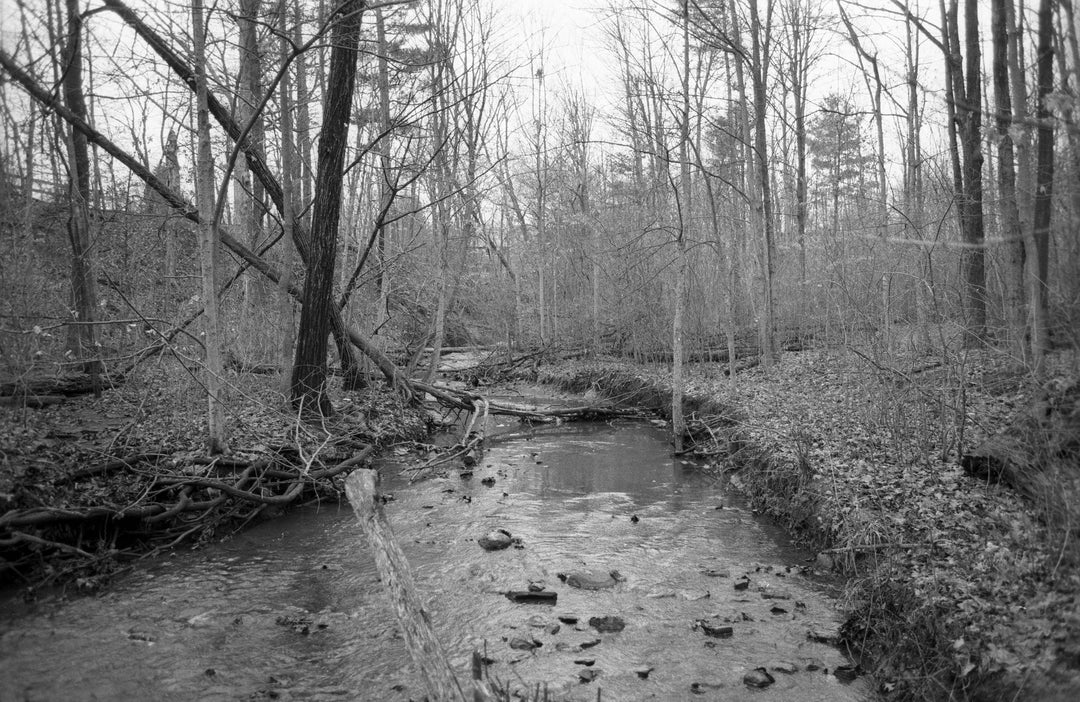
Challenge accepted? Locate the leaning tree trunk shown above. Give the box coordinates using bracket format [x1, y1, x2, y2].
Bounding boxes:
[290, 0, 364, 415]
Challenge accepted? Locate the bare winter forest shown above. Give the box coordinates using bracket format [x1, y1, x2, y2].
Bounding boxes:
[2, 0, 1080, 700]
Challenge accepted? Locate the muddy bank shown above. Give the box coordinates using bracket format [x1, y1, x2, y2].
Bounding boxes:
[540, 353, 1080, 701]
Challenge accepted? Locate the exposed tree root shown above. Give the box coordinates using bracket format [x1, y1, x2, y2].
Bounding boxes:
[0, 446, 375, 592]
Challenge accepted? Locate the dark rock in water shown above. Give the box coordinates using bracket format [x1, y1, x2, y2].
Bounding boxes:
[760, 589, 791, 600]
[589, 616, 625, 633]
[505, 590, 557, 605]
[701, 567, 730, 578]
[734, 578, 751, 591]
[634, 665, 654, 679]
[630, 514, 639, 523]
[561, 570, 619, 590]
[807, 624, 840, 644]
[478, 529, 512, 551]
[527, 581, 546, 592]
[545, 623, 561, 635]
[480, 476, 496, 487]
[695, 620, 733, 638]
[557, 613, 580, 624]
[580, 638, 602, 649]
[690, 681, 724, 695]
[768, 660, 798, 674]
[834, 664, 860, 682]
[574, 658, 596, 666]
[578, 669, 601, 683]
[770, 605, 789, 615]
[743, 667, 775, 688]
[802, 658, 825, 671]
[509, 636, 542, 651]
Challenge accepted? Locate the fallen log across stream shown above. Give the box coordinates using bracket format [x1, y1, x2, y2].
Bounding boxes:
[403, 380, 641, 476]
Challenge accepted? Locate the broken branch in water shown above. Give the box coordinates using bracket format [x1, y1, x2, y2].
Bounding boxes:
[344, 469, 471, 702]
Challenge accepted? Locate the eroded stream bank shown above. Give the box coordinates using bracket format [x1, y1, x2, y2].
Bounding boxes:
[1, 403, 870, 701]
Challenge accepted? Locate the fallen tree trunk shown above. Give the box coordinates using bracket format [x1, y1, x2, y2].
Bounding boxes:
[345, 470, 469, 702]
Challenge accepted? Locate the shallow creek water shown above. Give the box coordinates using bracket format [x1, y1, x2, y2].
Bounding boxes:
[1, 410, 872, 701]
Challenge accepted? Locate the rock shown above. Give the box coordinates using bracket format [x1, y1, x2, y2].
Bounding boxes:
[743, 667, 775, 688]
[527, 581, 546, 592]
[807, 624, 840, 645]
[701, 567, 730, 578]
[690, 681, 724, 694]
[768, 660, 798, 674]
[760, 589, 792, 600]
[480, 476, 496, 487]
[479, 529, 512, 551]
[695, 620, 733, 638]
[734, 578, 751, 591]
[816, 552, 835, 570]
[527, 615, 547, 628]
[574, 658, 596, 666]
[630, 514, 639, 523]
[681, 590, 710, 601]
[634, 665, 654, 679]
[589, 616, 625, 633]
[578, 669, 601, 683]
[505, 591, 557, 605]
[646, 589, 677, 599]
[509, 636, 541, 651]
[769, 605, 788, 615]
[556, 613, 580, 624]
[580, 638, 602, 649]
[802, 658, 825, 671]
[561, 570, 619, 590]
[833, 664, 860, 682]
[545, 623, 561, 635]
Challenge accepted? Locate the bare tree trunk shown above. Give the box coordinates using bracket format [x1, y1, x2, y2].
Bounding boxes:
[60, 0, 101, 392]
[991, 0, 1027, 361]
[192, 0, 226, 452]
[291, 0, 365, 414]
[277, 0, 297, 392]
[1030, 0, 1054, 377]
[748, 0, 778, 367]
[671, 0, 692, 452]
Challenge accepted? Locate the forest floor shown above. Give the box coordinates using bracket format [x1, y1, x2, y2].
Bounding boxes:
[542, 346, 1080, 701]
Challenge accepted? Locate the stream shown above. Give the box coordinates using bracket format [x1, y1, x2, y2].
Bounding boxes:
[1, 398, 872, 701]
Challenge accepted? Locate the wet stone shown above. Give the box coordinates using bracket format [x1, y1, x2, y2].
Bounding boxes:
[556, 613, 580, 624]
[561, 570, 619, 590]
[578, 669, 601, 683]
[573, 658, 596, 666]
[834, 664, 860, 682]
[478, 529, 512, 551]
[701, 567, 730, 578]
[634, 665, 654, 679]
[768, 660, 798, 674]
[734, 578, 751, 591]
[589, 616, 625, 633]
[802, 658, 825, 671]
[743, 667, 776, 688]
[697, 621, 734, 639]
[508, 636, 541, 651]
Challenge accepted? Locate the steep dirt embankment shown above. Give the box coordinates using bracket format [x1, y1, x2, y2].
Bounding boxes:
[541, 352, 1080, 702]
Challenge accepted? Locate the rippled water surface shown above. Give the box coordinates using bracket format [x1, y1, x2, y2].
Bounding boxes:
[1, 412, 871, 701]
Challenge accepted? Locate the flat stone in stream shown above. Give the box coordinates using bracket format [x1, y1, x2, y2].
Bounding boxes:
[588, 615, 625, 633]
[478, 529, 512, 551]
[695, 620, 734, 638]
[505, 590, 557, 605]
[560, 570, 620, 590]
[743, 667, 776, 688]
[509, 636, 542, 651]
